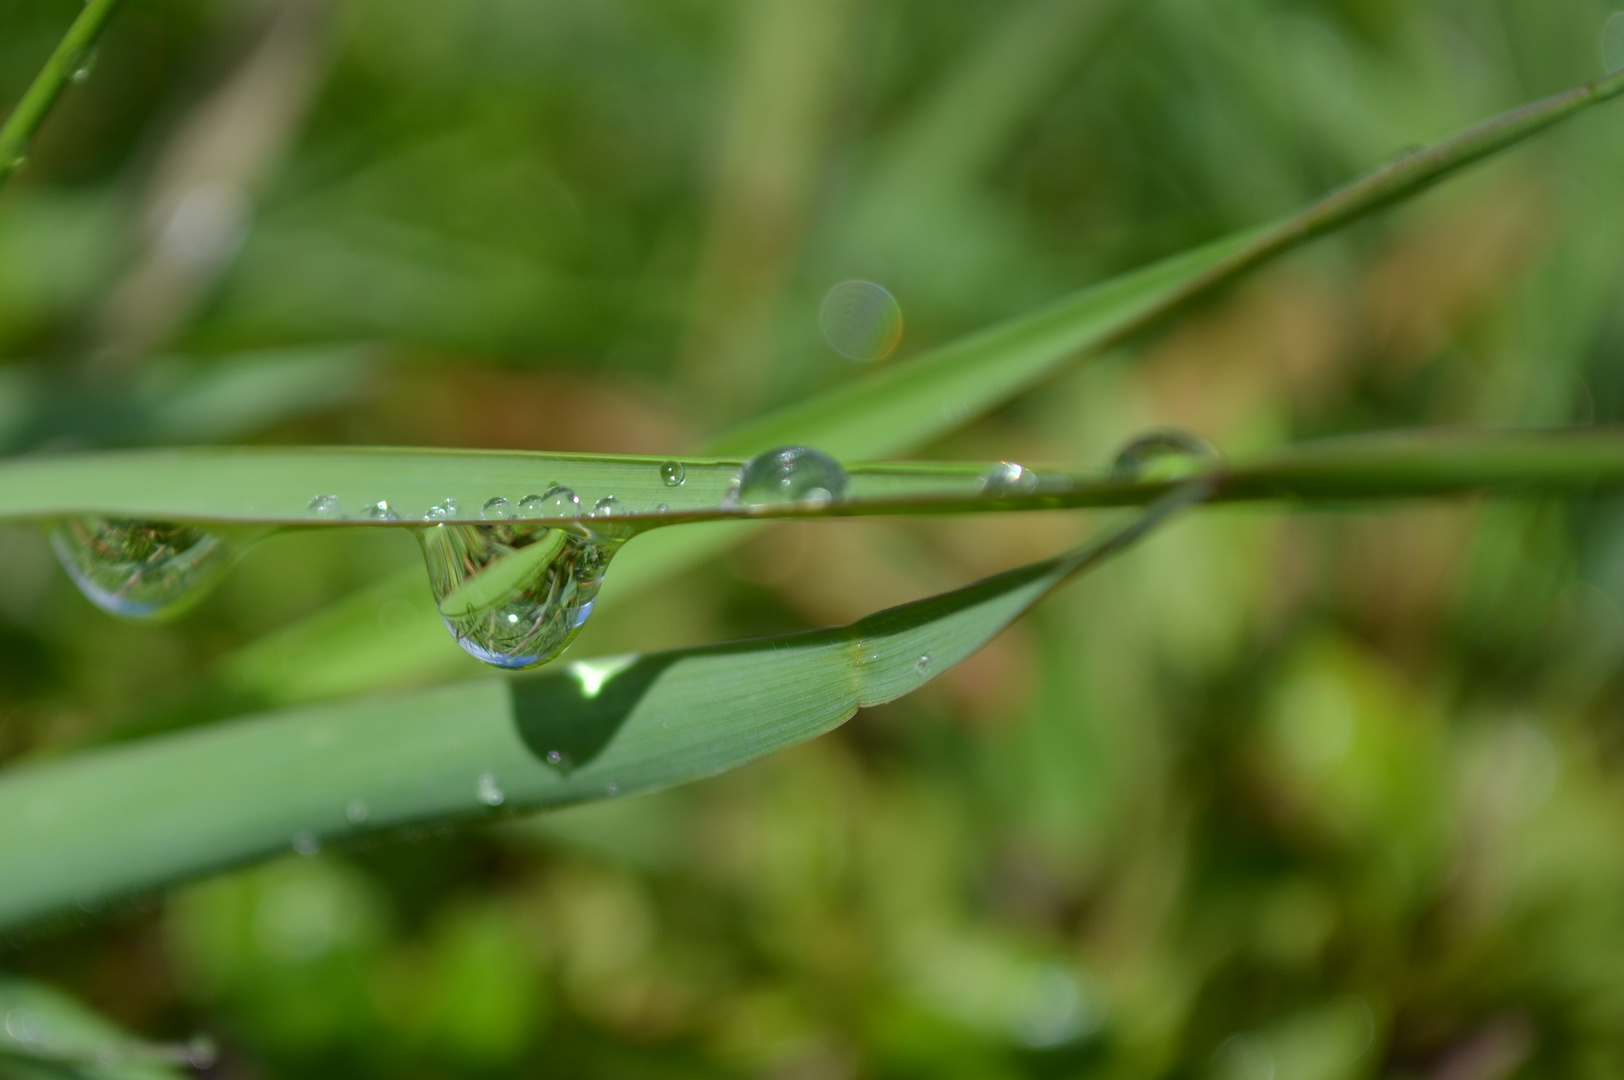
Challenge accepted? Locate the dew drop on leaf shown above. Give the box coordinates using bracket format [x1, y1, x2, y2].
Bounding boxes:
[592, 495, 623, 517]
[307, 494, 343, 519]
[424, 498, 459, 521]
[481, 496, 514, 520]
[363, 501, 398, 521]
[519, 486, 580, 518]
[1109, 428, 1218, 482]
[660, 460, 685, 486]
[982, 461, 1039, 496]
[728, 445, 848, 507]
[916, 653, 931, 676]
[51, 518, 235, 620]
[418, 522, 622, 669]
[476, 773, 505, 806]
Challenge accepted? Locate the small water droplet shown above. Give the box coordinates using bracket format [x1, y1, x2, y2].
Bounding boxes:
[915, 653, 931, 676]
[820, 280, 904, 362]
[660, 460, 686, 486]
[345, 799, 369, 824]
[476, 772, 505, 806]
[482, 496, 514, 520]
[1109, 428, 1218, 482]
[592, 495, 623, 517]
[1604, 11, 1624, 73]
[728, 445, 848, 507]
[545, 749, 569, 767]
[424, 498, 459, 521]
[982, 461, 1039, 496]
[363, 501, 398, 521]
[292, 832, 321, 856]
[418, 522, 622, 669]
[52, 519, 234, 619]
[606, 782, 619, 796]
[308, 494, 343, 519]
[519, 486, 580, 518]
[655, 503, 670, 514]
[70, 47, 97, 82]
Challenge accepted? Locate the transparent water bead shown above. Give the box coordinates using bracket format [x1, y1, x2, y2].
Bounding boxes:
[363, 501, 399, 521]
[482, 496, 514, 520]
[982, 461, 1039, 496]
[519, 487, 580, 518]
[728, 445, 848, 507]
[52, 518, 235, 620]
[1109, 428, 1218, 482]
[418, 521, 621, 669]
[820, 280, 903, 362]
[424, 498, 459, 521]
[592, 495, 623, 517]
[476, 773, 505, 806]
[660, 460, 685, 486]
[307, 494, 343, 519]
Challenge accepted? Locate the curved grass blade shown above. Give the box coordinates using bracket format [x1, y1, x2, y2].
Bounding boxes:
[217, 69, 1624, 702]
[0, 487, 1204, 928]
[0, 0, 125, 190]
[0, 975, 206, 1078]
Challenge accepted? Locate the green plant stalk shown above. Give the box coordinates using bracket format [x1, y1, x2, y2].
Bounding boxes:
[0, 485, 1206, 928]
[0, 0, 126, 190]
[10, 428, 1624, 527]
[219, 67, 1624, 705]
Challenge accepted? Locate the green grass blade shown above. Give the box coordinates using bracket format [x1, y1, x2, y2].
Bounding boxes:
[0, 976, 200, 1078]
[0, 487, 1202, 927]
[215, 70, 1624, 703]
[0, 0, 126, 191]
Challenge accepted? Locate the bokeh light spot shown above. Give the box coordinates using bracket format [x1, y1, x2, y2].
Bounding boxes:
[819, 280, 903, 362]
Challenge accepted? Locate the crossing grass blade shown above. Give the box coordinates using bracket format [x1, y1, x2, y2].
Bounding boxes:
[0, 488, 1202, 928]
[211, 68, 1624, 704]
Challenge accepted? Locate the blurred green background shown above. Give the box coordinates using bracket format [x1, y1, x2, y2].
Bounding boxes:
[6, 0, 1624, 1076]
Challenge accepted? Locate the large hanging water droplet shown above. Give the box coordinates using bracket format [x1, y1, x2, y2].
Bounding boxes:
[1109, 428, 1218, 482]
[418, 521, 622, 669]
[51, 518, 235, 620]
[728, 445, 848, 507]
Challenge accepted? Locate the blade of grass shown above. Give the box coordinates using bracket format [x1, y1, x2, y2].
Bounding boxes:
[0, 485, 1204, 928]
[215, 69, 1624, 703]
[0, 0, 126, 191]
[0, 975, 202, 1078]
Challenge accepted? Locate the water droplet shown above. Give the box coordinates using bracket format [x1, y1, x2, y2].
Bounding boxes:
[424, 498, 459, 521]
[1109, 428, 1218, 482]
[728, 445, 848, 507]
[345, 799, 369, 824]
[519, 487, 580, 518]
[655, 503, 670, 514]
[660, 460, 686, 486]
[363, 501, 398, 521]
[418, 522, 622, 669]
[476, 772, 505, 806]
[308, 494, 343, 519]
[915, 653, 931, 676]
[292, 832, 321, 856]
[820, 280, 904, 362]
[51, 519, 234, 619]
[482, 496, 514, 520]
[982, 461, 1039, 496]
[70, 47, 97, 82]
[1604, 12, 1624, 73]
[545, 749, 567, 767]
[592, 495, 623, 517]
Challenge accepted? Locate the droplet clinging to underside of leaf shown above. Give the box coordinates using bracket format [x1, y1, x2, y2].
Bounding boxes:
[51, 518, 237, 620]
[417, 520, 622, 669]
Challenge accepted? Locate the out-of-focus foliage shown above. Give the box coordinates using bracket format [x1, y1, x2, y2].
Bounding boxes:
[6, 0, 1624, 1077]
